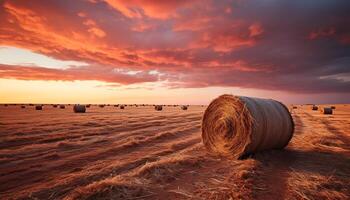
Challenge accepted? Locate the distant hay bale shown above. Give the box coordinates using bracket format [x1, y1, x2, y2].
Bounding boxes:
[293, 106, 297, 109]
[202, 94, 294, 159]
[99, 104, 105, 108]
[73, 104, 86, 113]
[21, 105, 25, 109]
[120, 105, 125, 109]
[114, 104, 119, 107]
[86, 104, 91, 108]
[155, 105, 163, 111]
[35, 105, 43, 110]
[59, 105, 65, 109]
[181, 105, 188, 110]
[312, 105, 318, 110]
[321, 107, 333, 115]
[4, 104, 8, 107]
[53, 104, 58, 108]
[331, 106, 336, 109]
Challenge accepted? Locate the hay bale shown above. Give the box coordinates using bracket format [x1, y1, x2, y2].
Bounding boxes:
[59, 105, 65, 109]
[181, 105, 188, 110]
[73, 104, 86, 113]
[155, 105, 163, 111]
[312, 105, 318, 110]
[293, 106, 297, 109]
[331, 106, 336, 109]
[322, 107, 333, 115]
[119, 105, 124, 109]
[86, 104, 91, 108]
[99, 104, 105, 108]
[53, 104, 58, 108]
[202, 94, 294, 159]
[21, 105, 25, 109]
[35, 105, 43, 110]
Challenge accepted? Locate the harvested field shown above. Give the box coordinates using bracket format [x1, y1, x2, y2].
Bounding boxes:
[0, 104, 349, 199]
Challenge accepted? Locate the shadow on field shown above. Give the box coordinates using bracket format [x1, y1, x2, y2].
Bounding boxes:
[250, 114, 350, 199]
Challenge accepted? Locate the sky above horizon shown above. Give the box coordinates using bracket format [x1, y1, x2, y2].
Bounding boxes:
[0, 0, 349, 105]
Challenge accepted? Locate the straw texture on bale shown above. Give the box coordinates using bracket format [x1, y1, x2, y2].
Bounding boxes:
[155, 105, 163, 111]
[59, 105, 65, 109]
[73, 105, 86, 113]
[202, 94, 294, 159]
[181, 105, 188, 110]
[312, 105, 318, 110]
[35, 105, 43, 110]
[322, 107, 333, 115]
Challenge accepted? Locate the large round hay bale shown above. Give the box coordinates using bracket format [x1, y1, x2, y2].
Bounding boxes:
[155, 105, 163, 111]
[59, 105, 65, 109]
[35, 105, 43, 110]
[322, 107, 333, 115]
[120, 105, 125, 109]
[73, 104, 86, 113]
[181, 105, 188, 110]
[312, 105, 318, 110]
[202, 94, 294, 159]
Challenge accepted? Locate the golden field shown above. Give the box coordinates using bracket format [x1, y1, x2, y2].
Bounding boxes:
[0, 104, 349, 199]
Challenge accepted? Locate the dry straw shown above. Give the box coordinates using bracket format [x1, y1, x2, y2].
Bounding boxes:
[155, 105, 163, 111]
[321, 107, 333, 115]
[73, 104, 86, 113]
[202, 94, 294, 159]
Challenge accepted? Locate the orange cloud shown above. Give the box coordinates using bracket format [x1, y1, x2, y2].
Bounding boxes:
[103, 0, 196, 19]
[309, 27, 336, 40]
[0, 0, 349, 95]
[0, 64, 158, 84]
[190, 21, 263, 52]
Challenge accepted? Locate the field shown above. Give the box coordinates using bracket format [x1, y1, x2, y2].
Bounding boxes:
[0, 104, 349, 199]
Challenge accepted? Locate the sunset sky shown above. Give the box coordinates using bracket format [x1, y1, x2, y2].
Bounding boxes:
[0, 0, 349, 104]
